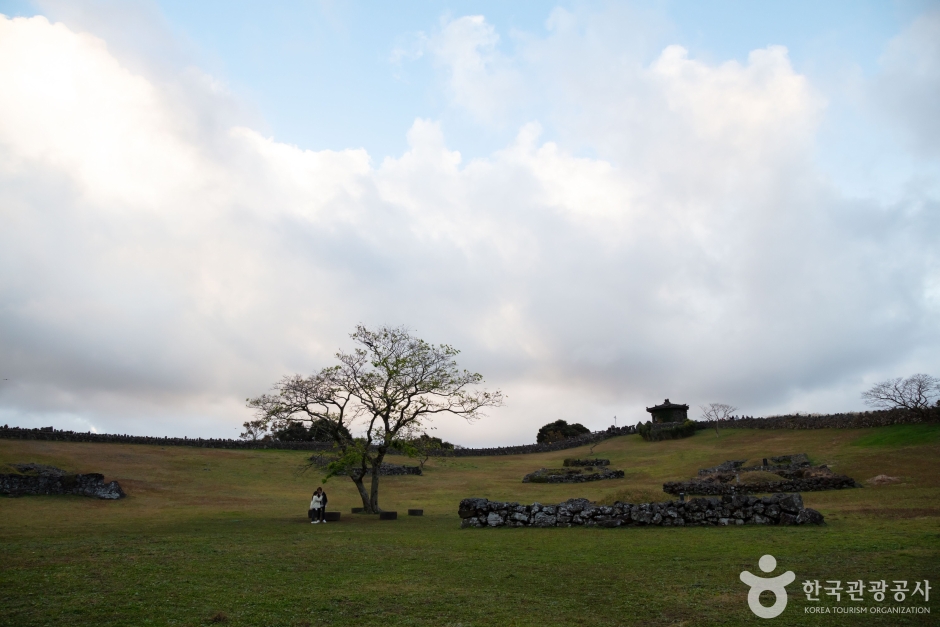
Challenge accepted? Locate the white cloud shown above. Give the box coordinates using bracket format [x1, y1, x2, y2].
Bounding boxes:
[0, 12, 937, 445]
[873, 10, 940, 157]
[425, 15, 525, 125]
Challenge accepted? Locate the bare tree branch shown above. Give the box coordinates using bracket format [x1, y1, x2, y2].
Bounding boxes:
[862, 374, 940, 416]
[700, 403, 737, 437]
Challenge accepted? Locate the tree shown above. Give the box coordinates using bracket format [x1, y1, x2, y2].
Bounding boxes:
[861, 374, 940, 416]
[699, 403, 737, 436]
[270, 418, 353, 442]
[536, 419, 590, 444]
[274, 421, 315, 441]
[400, 433, 455, 471]
[239, 418, 269, 441]
[247, 325, 503, 513]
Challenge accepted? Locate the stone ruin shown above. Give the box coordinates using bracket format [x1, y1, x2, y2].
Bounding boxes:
[361, 463, 422, 476]
[0, 463, 125, 499]
[663, 453, 859, 496]
[458, 493, 824, 528]
[697, 454, 810, 476]
[309, 455, 422, 476]
[563, 458, 610, 467]
[522, 466, 625, 483]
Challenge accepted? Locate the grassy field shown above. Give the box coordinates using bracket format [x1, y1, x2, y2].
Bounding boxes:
[1, 425, 938, 626]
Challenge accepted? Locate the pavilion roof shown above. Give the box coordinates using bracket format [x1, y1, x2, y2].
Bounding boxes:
[645, 398, 690, 412]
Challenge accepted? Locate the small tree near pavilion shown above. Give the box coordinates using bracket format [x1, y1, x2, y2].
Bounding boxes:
[699, 403, 737, 436]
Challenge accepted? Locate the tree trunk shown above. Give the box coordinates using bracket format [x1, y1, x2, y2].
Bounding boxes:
[349, 469, 372, 512]
[369, 468, 381, 512]
[368, 447, 387, 513]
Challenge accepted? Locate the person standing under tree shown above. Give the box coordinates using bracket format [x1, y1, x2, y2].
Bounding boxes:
[309, 487, 328, 524]
[318, 487, 328, 523]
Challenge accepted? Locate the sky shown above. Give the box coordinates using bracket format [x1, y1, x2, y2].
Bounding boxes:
[0, 0, 938, 446]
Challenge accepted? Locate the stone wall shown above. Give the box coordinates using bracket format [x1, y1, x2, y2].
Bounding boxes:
[0, 424, 636, 457]
[698, 454, 810, 476]
[0, 425, 336, 451]
[663, 475, 858, 496]
[458, 493, 824, 528]
[522, 467, 625, 483]
[9, 406, 932, 458]
[442, 426, 637, 457]
[335, 463, 422, 476]
[563, 458, 610, 467]
[0, 471, 125, 499]
[714, 407, 939, 430]
[671, 453, 859, 495]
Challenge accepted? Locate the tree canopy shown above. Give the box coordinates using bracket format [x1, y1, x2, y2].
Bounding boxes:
[273, 419, 352, 442]
[536, 419, 590, 444]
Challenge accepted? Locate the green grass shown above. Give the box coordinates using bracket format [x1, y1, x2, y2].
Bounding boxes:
[0, 427, 937, 626]
[850, 423, 940, 447]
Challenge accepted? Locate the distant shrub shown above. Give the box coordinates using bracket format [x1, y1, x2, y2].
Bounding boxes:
[637, 419, 698, 442]
[414, 434, 455, 450]
[274, 419, 352, 442]
[536, 420, 590, 444]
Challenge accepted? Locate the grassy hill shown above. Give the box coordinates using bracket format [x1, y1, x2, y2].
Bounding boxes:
[1, 425, 938, 626]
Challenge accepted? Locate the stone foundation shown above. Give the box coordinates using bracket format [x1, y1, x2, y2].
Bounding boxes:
[563, 458, 610, 467]
[458, 494, 824, 528]
[667, 454, 859, 495]
[663, 475, 858, 495]
[1, 465, 125, 499]
[522, 467, 625, 483]
[335, 462, 421, 476]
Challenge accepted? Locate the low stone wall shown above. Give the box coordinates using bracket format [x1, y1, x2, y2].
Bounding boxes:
[5, 408, 936, 457]
[0, 424, 636, 457]
[698, 454, 810, 476]
[0, 425, 335, 451]
[442, 426, 637, 457]
[0, 472, 125, 499]
[522, 467, 625, 483]
[698, 460, 746, 475]
[714, 407, 939, 430]
[458, 493, 824, 528]
[365, 463, 422, 476]
[675, 453, 859, 495]
[333, 462, 422, 476]
[663, 475, 859, 496]
[563, 458, 609, 467]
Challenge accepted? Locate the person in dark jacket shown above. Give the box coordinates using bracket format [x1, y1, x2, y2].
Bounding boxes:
[309, 487, 328, 524]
